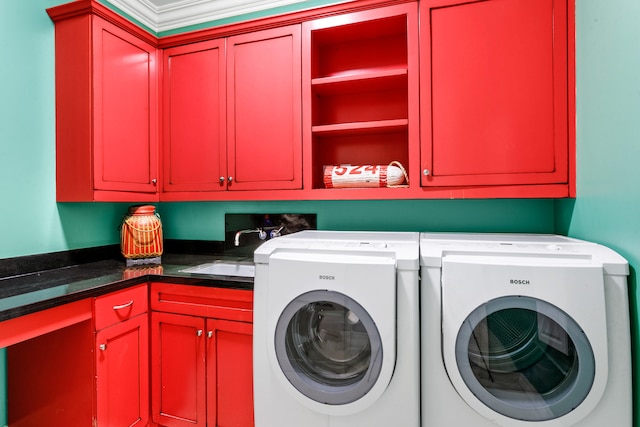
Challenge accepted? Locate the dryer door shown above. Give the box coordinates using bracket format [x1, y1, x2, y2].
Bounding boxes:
[455, 296, 595, 421]
[274, 289, 383, 405]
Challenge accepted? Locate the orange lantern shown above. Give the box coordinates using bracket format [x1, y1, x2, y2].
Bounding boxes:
[120, 205, 163, 262]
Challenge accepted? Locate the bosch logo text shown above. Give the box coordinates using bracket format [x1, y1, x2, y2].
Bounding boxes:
[319, 275, 335, 280]
[510, 279, 531, 285]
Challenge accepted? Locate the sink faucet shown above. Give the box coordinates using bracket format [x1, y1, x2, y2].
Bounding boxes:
[234, 228, 267, 246]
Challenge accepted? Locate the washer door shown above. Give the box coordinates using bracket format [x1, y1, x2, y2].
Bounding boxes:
[455, 296, 595, 422]
[275, 290, 383, 405]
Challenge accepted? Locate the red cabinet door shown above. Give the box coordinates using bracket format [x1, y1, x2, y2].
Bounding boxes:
[92, 16, 159, 194]
[420, 0, 569, 188]
[163, 39, 227, 193]
[206, 319, 254, 427]
[227, 25, 302, 191]
[49, 3, 160, 202]
[151, 312, 206, 427]
[95, 313, 149, 427]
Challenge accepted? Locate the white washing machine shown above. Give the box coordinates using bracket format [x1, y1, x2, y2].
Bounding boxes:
[420, 233, 631, 427]
[253, 230, 420, 427]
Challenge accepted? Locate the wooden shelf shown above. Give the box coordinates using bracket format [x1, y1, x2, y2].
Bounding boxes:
[305, 4, 417, 192]
[312, 68, 408, 95]
[312, 119, 408, 136]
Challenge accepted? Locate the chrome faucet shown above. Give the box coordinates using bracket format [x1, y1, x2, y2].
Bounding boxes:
[234, 228, 267, 246]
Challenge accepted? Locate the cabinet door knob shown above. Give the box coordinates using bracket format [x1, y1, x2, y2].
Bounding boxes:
[196, 329, 203, 337]
[423, 169, 430, 176]
[99, 344, 107, 351]
[219, 176, 225, 184]
[207, 331, 213, 339]
[152, 178, 157, 185]
[228, 176, 233, 183]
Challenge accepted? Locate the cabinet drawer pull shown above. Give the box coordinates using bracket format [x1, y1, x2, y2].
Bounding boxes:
[113, 300, 134, 310]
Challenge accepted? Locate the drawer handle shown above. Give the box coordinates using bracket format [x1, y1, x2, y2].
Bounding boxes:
[113, 300, 134, 310]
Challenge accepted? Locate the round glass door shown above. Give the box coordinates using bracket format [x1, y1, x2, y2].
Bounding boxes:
[275, 290, 383, 405]
[455, 296, 595, 421]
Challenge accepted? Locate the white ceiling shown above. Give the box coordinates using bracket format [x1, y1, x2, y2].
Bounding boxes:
[108, 0, 321, 33]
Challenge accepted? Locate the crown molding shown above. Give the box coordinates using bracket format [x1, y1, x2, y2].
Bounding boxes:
[106, 0, 312, 33]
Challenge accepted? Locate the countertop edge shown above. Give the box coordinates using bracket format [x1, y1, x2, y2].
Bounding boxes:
[0, 258, 254, 324]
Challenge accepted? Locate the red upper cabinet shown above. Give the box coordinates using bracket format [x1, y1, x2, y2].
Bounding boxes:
[420, 0, 572, 195]
[302, 3, 420, 197]
[161, 25, 302, 200]
[48, 1, 159, 202]
[48, 0, 574, 201]
[226, 25, 303, 191]
[162, 40, 226, 194]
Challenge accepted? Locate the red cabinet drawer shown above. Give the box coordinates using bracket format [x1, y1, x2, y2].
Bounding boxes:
[94, 284, 148, 330]
[150, 283, 253, 323]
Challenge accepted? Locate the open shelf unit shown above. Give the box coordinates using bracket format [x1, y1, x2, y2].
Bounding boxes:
[303, 3, 419, 191]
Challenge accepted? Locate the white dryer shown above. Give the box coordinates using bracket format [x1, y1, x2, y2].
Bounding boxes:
[420, 233, 631, 427]
[253, 230, 420, 427]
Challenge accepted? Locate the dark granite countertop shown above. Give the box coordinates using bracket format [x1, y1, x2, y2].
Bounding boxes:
[0, 249, 254, 323]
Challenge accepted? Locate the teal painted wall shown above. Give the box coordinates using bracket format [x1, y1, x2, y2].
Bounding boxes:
[556, 0, 640, 423]
[159, 199, 555, 240]
[0, 0, 128, 262]
[0, 3, 133, 425]
[1, 0, 639, 425]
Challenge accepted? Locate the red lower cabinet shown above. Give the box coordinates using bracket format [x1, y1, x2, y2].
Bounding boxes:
[151, 312, 206, 427]
[95, 314, 149, 426]
[6, 289, 149, 427]
[208, 319, 254, 427]
[5, 282, 253, 427]
[94, 285, 150, 427]
[150, 283, 254, 427]
[7, 320, 94, 427]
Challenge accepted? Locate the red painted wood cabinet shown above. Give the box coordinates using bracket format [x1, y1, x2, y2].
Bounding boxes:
[7, 320, 94, 427]
[94, 284, 149, 426]
[49, 0, 575, 201]
[162, 40, 226, 194]
[162, 25, 302, 200]
[419, 0, 572, 196]
[47, 1, 159, 202]
[150, 283, 254, 427]
[302, 3, 420, 197]
[226, 25, 303, 192]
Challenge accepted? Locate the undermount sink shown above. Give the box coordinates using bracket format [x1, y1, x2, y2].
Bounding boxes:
[180, 261, 255, 278]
